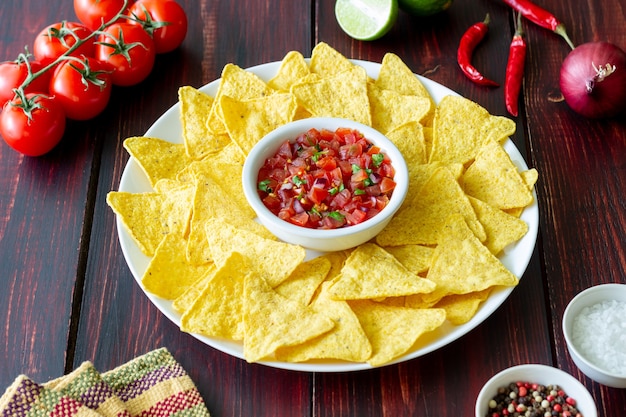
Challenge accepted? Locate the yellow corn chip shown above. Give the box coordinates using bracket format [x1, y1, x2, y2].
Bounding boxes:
[348, 299, 446, 366]
[179, 86, 231, 160]
[328, 243, 436, 300]
[434, 288, 491, 325]
[106, 191, 166, 257]
[207, 63, 275, 135]
[172, 264, 217, 314]
[220, 93, 298, 156]
[376, 166, 485, 246]
[376, 53, 432, 99]
[123, 137, 192, 188]
[368, 83, 432, 133]
[462, 138, 534, 210]
[384, 244, 434, 275]
[468, 196, 528, 255]
[142, 231, 214, 300]
[187, 174, 272, 265]
[180, 252, 250, 340]
[275, 282, 372, 363]
[268, 50, 311, 92]
[274, 256, 331, 306]
[385, 121, 428, 166]
[309, 42, 356, 77]
[423, 214, 519, 304]
[205, 218, 305, 287]
[291, 65, 372, 126]
[428, 95, 516, 165]
[243, 271, 335, 362]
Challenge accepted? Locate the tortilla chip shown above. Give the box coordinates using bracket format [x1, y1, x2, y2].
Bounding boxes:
[123, 137, 192, 188]
[142, 231, 214, 300]
[384, 244, 434, 275]
[368, 83, 432, 133]
[274, 256, 331, 306]
[180, 252, 250, 340]
[434, 289, 491, 325]
[243, 271, 335, 362]
[268, 50, 312, 92]
[172, 264, 217, 314]
[385, 121, 428, 166]
[179, 86, 232, 160]
[462, 138, 534, 210]
[206, 63, 275, 135]
[220, 93, 298, 156]
[328, 243, 436, 300]
[291, 65, 372, 126]
[348, 299, 446, 366]
[309, 42, 356, 77]
[376, 166, 485, 246]
[376, 52, 432, 100]
[205, 218, 305, 287]
[428, 95, 516, 165]
[468, 196, 528, 255]
[423, 213, 519, 304]
[106, 191, 166, 257]
[275, 282, 372, 363]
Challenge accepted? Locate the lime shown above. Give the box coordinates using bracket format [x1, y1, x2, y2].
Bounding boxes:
[335, 0, 399, 41]
[398, 0, 452, 16]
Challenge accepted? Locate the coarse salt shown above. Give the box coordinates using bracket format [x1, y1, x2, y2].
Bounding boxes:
[572, 299, 626, 375]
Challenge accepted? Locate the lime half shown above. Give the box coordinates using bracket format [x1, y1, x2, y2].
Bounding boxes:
[398, 0, 452, 16]
[335, 0, 399, 41]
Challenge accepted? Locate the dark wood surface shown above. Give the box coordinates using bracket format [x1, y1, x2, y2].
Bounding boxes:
[1, 0, 624, 416]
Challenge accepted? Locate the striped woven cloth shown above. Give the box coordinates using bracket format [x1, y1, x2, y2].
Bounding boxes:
[0, 348, 211, 417]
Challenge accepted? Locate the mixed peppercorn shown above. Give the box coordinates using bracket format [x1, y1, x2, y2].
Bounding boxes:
[486, 381, 584, 417]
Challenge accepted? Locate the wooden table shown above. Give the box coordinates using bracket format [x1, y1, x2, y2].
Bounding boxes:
[1, 0, 625, 415]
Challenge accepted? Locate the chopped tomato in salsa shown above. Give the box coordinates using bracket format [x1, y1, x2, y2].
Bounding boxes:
[257, 127, 397, 229]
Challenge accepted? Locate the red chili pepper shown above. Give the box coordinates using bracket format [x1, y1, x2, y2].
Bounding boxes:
[457, 14, 499, 87]
[504, 13, 526, 116]
[502, 0, 575, 49]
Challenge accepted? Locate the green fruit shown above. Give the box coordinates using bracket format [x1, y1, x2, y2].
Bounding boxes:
[335, 0, 399, 41]
[398, 0, 452, 16]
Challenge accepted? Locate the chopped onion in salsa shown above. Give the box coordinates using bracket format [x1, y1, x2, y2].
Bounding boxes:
[256, 127, 396, 229]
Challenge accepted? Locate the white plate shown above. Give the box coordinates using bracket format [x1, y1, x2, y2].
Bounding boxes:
[116, 59, 539, 372]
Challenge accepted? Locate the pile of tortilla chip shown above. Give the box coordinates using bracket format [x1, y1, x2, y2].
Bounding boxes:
[107, 42, 537, 367]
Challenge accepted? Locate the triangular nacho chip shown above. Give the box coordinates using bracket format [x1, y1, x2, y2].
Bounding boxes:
[423, 214, 519, 304]
[123, 137, 192, 188]
[243, 271, 335, 362]
[328, 243, 436, 300]
[348, 299, 446, 366]
[275, 282, 372, 363]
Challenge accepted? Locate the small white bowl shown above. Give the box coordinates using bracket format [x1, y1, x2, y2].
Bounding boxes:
[562, 283, 626, 388]
[475, 364, 597, 417]
[242, 117, 409, 252]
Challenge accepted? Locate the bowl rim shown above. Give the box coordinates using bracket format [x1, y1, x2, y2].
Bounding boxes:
[474, 363, 597, 417]
[562, 283, 626, 379]
[241, 117, 410, 238]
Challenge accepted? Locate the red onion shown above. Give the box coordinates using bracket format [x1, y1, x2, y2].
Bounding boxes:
[559, 41, 626, 118]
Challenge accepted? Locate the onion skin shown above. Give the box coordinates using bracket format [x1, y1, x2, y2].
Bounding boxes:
[559, 41, 626, 118]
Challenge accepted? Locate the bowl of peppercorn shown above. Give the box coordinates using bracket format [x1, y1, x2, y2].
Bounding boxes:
[475, 364, 597, 417]
[562, 283, 626, 388]
[242, 117, 409, 252]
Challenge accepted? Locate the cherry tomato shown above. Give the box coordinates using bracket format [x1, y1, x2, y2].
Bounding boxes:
[95, 23, 156, 86]
[128, 0, 188, 53]
[33, 21, 95, 66]
[73, 0, 128, 31]
[1, 94, 66, 156]
[0, 60, 50, 107]
[49, 56, 112, 120]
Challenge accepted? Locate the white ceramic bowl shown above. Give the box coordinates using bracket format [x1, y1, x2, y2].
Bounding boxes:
[562, 283, 626, 388]
[242, 117, 409, 252]
[475, 364, 597, 417]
